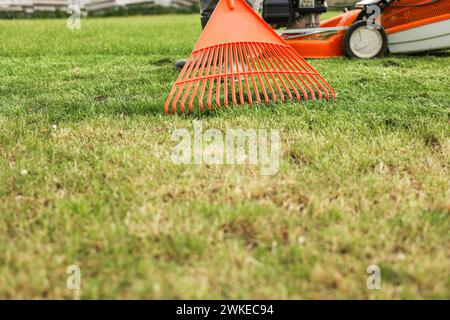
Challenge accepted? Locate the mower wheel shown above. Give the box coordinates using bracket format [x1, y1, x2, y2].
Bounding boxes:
[344, 20, 388, 59]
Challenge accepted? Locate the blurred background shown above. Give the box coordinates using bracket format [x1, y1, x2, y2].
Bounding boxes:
[0, 0, 356, 18]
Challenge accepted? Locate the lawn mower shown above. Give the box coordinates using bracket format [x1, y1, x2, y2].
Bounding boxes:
[263, 0, 450, 58]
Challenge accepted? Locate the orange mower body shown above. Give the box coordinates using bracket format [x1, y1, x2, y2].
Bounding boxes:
[286, 10, 361, 58]
[284, 0, 450, 59]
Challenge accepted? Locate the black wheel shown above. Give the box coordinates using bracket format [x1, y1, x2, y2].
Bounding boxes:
[343, 20, 388, 59]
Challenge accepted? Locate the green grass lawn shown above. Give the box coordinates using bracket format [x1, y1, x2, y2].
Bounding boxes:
[0, 15, 449, 299]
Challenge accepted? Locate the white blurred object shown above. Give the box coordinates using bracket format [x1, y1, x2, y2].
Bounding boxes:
[250, 0, 261, 11]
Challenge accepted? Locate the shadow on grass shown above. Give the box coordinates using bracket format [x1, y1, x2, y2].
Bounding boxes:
[392, 50, 450, 58]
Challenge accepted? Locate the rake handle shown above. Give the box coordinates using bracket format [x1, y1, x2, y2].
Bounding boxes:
[227, 0, 235, 10]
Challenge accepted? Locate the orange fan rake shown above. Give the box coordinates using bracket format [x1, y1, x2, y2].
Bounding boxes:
[164, 0, 335, 114]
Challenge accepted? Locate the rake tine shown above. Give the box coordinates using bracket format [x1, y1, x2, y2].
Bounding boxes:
[278, 46, 316, 100]
[207, 45, 220, 110]
[215, 45, 224, 108]
[266, 44, 301, 101]
[237, 43, 253, 106]
[248, 42, 277, 104]
[223, 44, 229, 107]
[271, 44, 309, 101]
[263, 44, 294, 101]
[286, 47, 330, 100]
[233, 44, 245, 106]
[240, 43, 261, 104]
[179, 52, 203, 112]
[189, 48, 211, 112]
[255, 42, 285, 103]
[284, 47, 327, 100]
[242, 44, 268, 104]
[229, 45, 238, 106]
[199, 47, 216, 111]
[164, 0, 335, 113]
[173, 54, 200, 113]
[172, 79, 186, 114]
[165, 54, 194, 114]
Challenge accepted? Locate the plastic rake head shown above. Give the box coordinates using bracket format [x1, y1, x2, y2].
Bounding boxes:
[164, 0, 335, 114]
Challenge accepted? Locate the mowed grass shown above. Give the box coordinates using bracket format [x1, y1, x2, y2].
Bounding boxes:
[0, 15, 449, 299]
